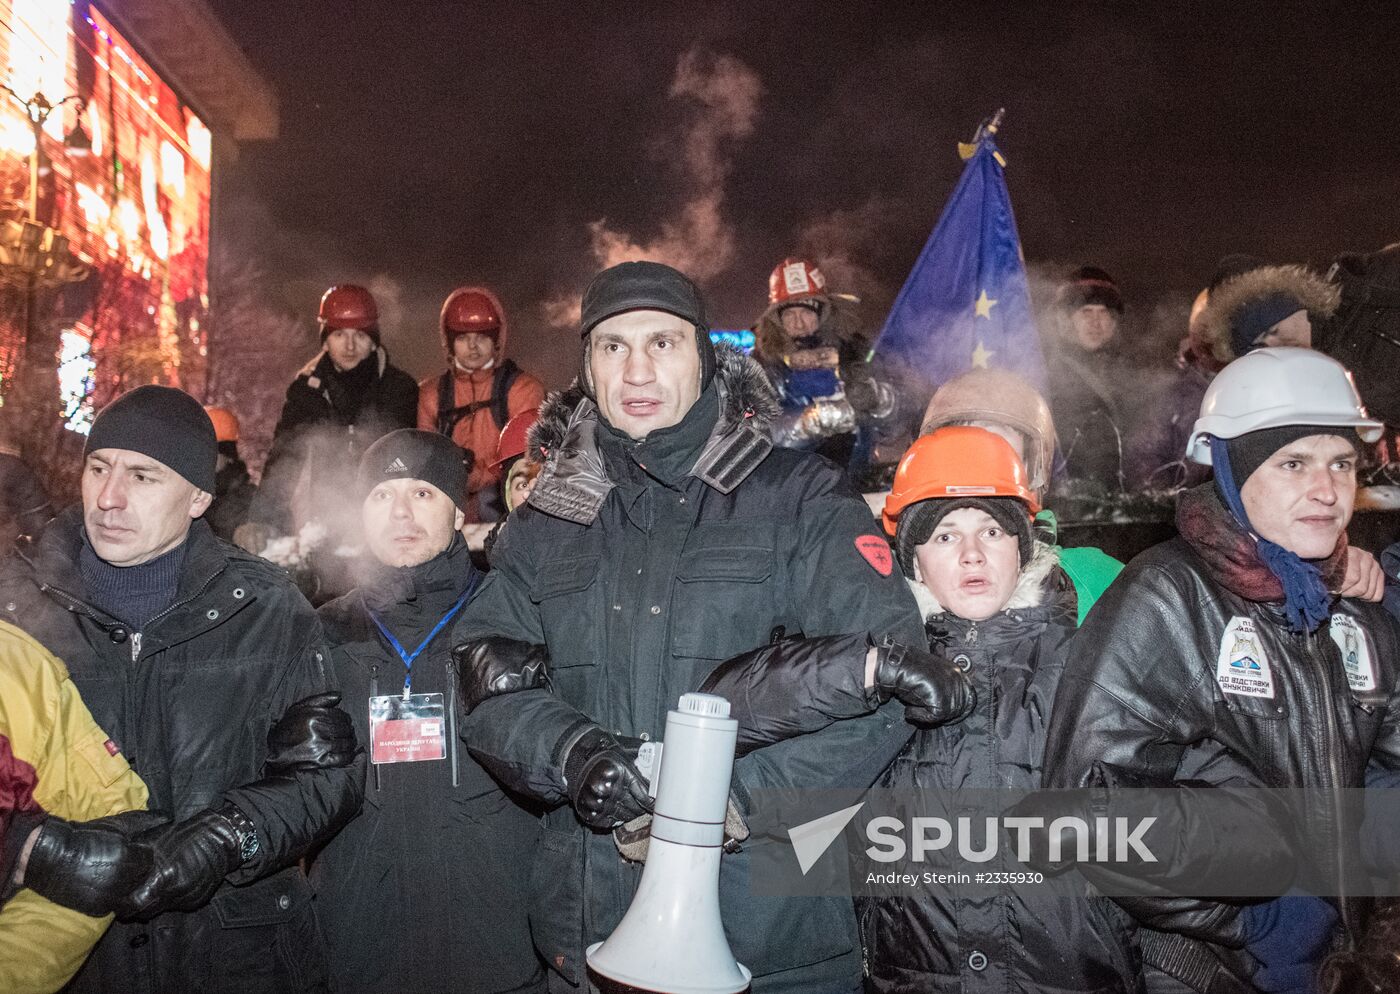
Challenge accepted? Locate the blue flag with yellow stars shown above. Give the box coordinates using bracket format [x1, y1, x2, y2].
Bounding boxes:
[873, 115, 1046, 393]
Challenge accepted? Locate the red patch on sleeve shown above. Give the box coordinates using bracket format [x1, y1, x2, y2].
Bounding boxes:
[104, 739, 121, 756]
[855, 535, 894, 577]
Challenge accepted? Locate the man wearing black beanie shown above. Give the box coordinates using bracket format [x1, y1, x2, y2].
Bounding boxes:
[311, 429, 545, 993]
[0, 384, 365, 994]
[452, 260, 926, 994]
[1043, 349, 1400, 993]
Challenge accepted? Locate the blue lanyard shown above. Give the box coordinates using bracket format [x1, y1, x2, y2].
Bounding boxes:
[368, 578, 476, 696]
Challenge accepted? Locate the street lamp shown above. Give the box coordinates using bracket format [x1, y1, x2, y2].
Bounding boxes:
[0, 85, 90, 221]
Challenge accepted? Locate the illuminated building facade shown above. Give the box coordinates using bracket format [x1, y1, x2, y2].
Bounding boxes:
[0, 0, 275, 431]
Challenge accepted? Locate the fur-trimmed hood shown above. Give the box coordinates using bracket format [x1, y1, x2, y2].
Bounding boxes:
[1196, 264, 1340, 365]
[906, 540, 1065, 623]
[524, 344, 782, 524]
[753, 294, 868, 366]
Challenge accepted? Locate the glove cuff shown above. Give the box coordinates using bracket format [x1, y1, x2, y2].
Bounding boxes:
[555, 721, 608, 795]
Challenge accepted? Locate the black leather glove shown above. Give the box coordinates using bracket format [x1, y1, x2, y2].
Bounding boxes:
[561, 726, 653, 829]
[20, 810, 165, 915]
[118, 803, 254, 920]
[454, 637, 549, 715]
[265, 692, 357, 775]
[873, 641, 975, 726]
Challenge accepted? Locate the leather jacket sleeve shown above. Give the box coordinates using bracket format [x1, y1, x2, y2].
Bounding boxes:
[698, 632, 875, 756]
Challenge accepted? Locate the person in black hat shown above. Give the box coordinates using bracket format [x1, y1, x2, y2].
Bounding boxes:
[1046, 265, 1133, 494]
[452, 260, 928, 993]
[0, 384, 364, 994]
[311, 428, 546, 994]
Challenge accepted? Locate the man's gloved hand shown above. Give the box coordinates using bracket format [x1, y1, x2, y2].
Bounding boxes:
[265, 692, 357, 775]
[19, 810, 166, 916]
[454, 638, 549, 715]
[118, 803, 254, 920]
[231, 522, 272, 556]
[872, 641, 975, 726]
[562, 727, 653, 830]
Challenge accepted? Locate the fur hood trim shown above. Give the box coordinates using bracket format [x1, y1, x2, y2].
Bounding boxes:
[1196, 264, 1340, 365]
[906, 540, 1060, 621]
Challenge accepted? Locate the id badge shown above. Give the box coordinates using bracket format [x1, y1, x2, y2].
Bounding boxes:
[369, 693, 447, 764]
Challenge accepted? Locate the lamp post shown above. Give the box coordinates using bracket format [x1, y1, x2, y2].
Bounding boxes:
[0, 85, 91, 488]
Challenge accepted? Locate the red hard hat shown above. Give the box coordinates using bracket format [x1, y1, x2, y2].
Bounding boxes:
[768, 257, 827, 308]
[441, 289, 502, 341]
[882, 426, 1040, 537]
[491, 408, 540, 470]
[319, 284, 378, 330]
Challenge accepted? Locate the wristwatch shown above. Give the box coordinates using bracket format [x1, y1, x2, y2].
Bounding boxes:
[219, 803, 261, 865]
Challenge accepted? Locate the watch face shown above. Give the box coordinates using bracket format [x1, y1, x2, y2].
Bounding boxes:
[240, 833, 260, 862]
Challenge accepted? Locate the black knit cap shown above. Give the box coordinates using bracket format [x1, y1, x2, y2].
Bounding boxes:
[894, 496, 1033, 579]
[1224, 425, 1360, 489]
[358, 429, 468, 511]
[579, 261, 716, 395]
[85, 385, 217, 492]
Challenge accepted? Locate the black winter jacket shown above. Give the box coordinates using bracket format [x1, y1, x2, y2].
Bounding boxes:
[206, 457, 257, 543]
[1043, 490, 1400, 990]
[311, 537, 545, 994]
[455, 347, 924, 993]
[1045, 343, 1130, 493]
[250, 349, 418, 535]
[0, 508, 364, 994]
[860, 546, 1143, 994]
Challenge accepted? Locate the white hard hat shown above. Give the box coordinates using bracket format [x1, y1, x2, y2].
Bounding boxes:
[1187, 347, 1383, 465]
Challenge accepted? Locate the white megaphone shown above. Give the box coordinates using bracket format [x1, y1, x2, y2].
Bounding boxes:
[586, 693, 752, 994]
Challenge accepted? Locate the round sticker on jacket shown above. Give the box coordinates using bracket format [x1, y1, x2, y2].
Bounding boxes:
[1329, 614, 1376, 692]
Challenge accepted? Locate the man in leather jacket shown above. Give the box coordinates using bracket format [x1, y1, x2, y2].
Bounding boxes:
[1042, 349, 1400, 993]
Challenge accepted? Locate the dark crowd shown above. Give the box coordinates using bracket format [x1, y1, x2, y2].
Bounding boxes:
[2, 247, 1400, 994]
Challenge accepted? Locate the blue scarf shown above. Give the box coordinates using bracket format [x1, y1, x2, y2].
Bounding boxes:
[1209, 436, 1332, 632]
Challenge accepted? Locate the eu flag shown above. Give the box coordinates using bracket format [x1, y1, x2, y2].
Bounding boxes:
[873, 114, 1046, 394]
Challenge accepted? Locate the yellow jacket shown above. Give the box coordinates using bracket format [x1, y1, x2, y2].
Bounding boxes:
[0, 621, 148, 994]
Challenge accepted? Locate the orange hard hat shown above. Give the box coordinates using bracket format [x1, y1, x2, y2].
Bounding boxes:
[441, 288, 502, 342]
[768, 257, 827, 308]
[319, 284, 378, 330]
[882, 425, 1039, 537]
[204, 406, 240, 443]
[490, 408, 540, 470]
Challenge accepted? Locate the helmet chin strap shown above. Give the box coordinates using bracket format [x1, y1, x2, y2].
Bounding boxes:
[454, 355, 496, 374]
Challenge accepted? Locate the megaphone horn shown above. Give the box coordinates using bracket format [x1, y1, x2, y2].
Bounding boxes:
[586, 693, 752, 994]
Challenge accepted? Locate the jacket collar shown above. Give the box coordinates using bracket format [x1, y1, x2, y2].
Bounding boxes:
[21, 506, 247, 643]
[1175, 483, 1348, 606]
[299, 346, 389, 386]
[906, 541, 1074, 642]
[525, 344, 780, 525]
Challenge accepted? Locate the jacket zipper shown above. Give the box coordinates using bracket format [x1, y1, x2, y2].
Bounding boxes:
[966, 621, 979, 646]
[369, 664, 381, 792]
[129, 567, 226, 664]
[446, 658, 460, 788]
[858, 902, 873, 977]
[1305, 625, 1353, 939]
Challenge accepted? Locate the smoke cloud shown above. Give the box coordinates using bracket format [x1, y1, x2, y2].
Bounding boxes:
[544, 48, 763, 327]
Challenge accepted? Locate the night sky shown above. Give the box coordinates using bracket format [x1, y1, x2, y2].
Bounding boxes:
[207, 1, 1400, 389]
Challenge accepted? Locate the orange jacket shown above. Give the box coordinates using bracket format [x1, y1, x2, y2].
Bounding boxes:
[416, 287, 544, 497]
